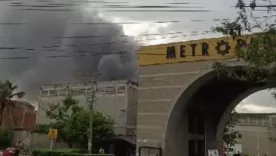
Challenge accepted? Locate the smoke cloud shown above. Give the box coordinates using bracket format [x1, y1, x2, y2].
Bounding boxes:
[0, 0, 139, 102]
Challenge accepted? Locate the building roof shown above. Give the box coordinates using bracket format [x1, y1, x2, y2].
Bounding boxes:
[237, 112, 276, 116]
[41, 80, 130, 90]
[14, 100, 34, 110]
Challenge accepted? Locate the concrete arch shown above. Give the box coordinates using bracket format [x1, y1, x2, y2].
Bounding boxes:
[216, 85, 272, 145]
[164, 70, 218, 156]
[164, 65, 267, 156]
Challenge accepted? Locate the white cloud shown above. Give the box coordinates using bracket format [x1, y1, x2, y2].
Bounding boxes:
[104, 16, 175, 45]
[236, 103, 276, 113]
[236, 89, 276, 113]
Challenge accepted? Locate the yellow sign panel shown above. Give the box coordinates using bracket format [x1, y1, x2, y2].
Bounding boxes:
[138, 36, 252, 66]
[48, 129, 58, 139]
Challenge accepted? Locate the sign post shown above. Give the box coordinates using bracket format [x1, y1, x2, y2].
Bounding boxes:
[48, 129, 58, 150]
[50, 139, 53, 151]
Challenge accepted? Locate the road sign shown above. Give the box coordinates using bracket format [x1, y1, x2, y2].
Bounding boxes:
[48, 129, 58, 139]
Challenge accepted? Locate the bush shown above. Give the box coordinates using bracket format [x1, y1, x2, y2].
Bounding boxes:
[0, 129, 13, 149]
[32, 149, 86, 156]
[61, 154, 114, 156]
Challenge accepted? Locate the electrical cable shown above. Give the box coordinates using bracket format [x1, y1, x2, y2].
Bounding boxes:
[0, 29, 213, 50]
[0, 30, 216, 60]
[0, 30, 218, 60]
[52, 30, 210, 39]
[69, 20, 180, 25]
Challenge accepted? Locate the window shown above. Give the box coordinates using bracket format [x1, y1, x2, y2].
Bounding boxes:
[105, 87, 116, 95]
[243, 117, 249, 125]
[86, 87, 92, 93]
[117, 86, 126, 94]
[237, 134, 242, 139]
[262, 117, 270, 126]
[41, 90, 49, 96]
[59, 89, 67, 96]
[49, 90, 58, 96]
[255, 118, 261, 126]
[238, 119, 244, 125]
[97, 87, 105, 94]
[250, 118, 257, 125]
[80, 88, 86, 94]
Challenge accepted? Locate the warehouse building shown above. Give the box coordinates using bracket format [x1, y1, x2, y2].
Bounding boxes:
[34, 80, 138, 152]
[37, 80, 138, 137]
[234, 113, 276, 156]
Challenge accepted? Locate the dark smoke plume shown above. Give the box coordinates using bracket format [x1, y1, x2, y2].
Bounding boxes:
[0, 0, 139, 102]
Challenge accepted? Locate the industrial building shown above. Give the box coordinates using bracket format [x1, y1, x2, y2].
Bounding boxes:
[234, 113, 276, 156]
[34, 80, 138, 153]
[37, 80, 138, 137]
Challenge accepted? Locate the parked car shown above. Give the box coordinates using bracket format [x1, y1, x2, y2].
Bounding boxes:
[3, 147, 15, 156]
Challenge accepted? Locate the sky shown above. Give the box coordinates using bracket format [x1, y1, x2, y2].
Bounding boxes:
[0, 0, 274, 112]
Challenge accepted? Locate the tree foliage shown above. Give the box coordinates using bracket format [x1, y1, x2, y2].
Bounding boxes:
[223, 110, 240, 148]
[212, 0, 276, 91]
[32, 96, 114, 148]
[0, 80, 25, 127]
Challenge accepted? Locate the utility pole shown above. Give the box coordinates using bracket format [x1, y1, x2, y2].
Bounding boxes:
[257, 131, 260, 156]
[87, 81, 97, 154]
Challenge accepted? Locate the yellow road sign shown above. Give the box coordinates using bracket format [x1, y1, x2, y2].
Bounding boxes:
[48, 129, 58, 139]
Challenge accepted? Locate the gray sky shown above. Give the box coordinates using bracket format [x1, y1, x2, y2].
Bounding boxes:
[0, 0, 274, 111]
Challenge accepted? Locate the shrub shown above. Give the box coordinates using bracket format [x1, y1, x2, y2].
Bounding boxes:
[0, 128, 13, 149]
[32, 149, 86, 156]
[61, 154, 114, 156]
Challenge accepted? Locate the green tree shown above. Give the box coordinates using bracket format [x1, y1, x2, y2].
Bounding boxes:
[0, 80, 25, 127]
[32, 96, 114, 148]
[212, 0, 276, 92]
[223, 110, 240, 154]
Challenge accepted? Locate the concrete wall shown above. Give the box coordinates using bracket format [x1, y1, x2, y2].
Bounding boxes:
[234, 114, 276, 156]
[137, 61, 213, 149]
[13, 130, 68, 151]
[126, 85, 138, 136]
[137, 59, 254, 156]
[235, 126, 275, 156]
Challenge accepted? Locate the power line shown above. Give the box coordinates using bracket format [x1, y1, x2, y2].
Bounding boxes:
[33, 31, 213, 51]
[0, 56, 31, 59]
[0, 31, 218, 59]
[93, 5, 205, 9]
[68, 0, 129, 4]
[0, 50, 133, 60]
[0, 30, 215, 55]
[53, 30, 211, 39]
[0, 18, 225, 26]
[25, 9, 211, 12]
[0, 23, 27, 25]
[69, 20, 180, 25]
[11, 4, 206, 9]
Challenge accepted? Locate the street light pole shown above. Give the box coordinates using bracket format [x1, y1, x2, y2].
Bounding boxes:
[88, 81, 97, 154]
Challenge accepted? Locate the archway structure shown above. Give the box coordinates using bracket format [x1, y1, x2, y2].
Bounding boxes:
[137, 35, 258, 156]
[137, 60, 267, 156]
[164, 68, 267, 156]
